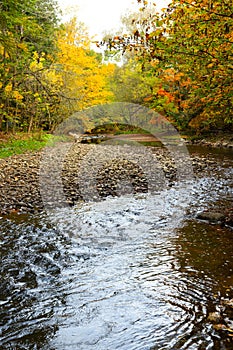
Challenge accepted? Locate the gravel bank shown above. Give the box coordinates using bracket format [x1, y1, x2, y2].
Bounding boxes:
[0, 142, 230, 216]
[186, 138, 233, 149]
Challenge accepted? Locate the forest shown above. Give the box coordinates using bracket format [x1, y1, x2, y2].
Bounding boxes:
[0, 0, 232, 136]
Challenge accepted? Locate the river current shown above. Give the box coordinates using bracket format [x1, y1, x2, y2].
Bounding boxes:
[0, 146, 232, 349]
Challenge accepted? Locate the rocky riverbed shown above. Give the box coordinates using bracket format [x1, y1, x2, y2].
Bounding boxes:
[0, 141, 233, 349]
[0, 143, 232, 226]
[186, 136, 233, 149]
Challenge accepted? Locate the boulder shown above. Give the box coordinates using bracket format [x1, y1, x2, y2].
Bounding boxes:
[196, 211, 225, 223]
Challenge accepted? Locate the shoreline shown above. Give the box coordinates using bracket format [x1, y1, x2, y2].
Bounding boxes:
[0, 142, 232, 227]
[185, 138, 233, 149]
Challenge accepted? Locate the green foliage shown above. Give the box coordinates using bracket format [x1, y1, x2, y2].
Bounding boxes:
[158, 0, 233, 132]
[110, 58, 155, 104]
[0, 0, 61, 133]
[91, 123, 150, 135]
[0, 8, 115, 135]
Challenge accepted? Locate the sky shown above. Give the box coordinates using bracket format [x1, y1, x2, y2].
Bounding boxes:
[57, 0, 170, 39]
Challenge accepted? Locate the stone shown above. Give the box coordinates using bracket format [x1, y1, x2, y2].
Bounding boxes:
[196, 211, 225, 223]
[208, 312, 222, 323]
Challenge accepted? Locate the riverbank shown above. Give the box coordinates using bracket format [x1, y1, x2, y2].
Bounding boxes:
[184, 133, 233, 149]
[0, 132, 52, 158]
[0, 131, 232, 162]
[0, 142, 232, 228]
[79, 131, 233, 149]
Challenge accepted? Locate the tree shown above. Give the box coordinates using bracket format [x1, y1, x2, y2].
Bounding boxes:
[103, 0, 233, 134]
[110, 58, 153, 104]
[0, 0, 60, 132]
[56, 17, 115, 118]
[109, 7, 180, 118]
[159, 0, 233, 132]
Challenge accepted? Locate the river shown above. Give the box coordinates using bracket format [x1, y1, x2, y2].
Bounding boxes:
[0, 146, 232, 349]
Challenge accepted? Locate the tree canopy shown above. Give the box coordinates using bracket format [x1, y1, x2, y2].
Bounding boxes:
[0, 1, 115, 133]
[104, 0, 233, 134]
[0, 0, 60, 132]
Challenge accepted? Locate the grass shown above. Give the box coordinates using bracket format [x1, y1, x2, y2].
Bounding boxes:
[0, 132, 53, 158]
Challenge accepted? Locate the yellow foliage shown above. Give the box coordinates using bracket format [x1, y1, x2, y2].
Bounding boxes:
[30, 60, 44, 71]
[4, 83, 13, 94]
[12, 90, 24, 101]
[17, 42, 28, 52]
[32, 51, 39, 61]
[45, 70, 63, 87]
[29, 51, 45, 71]
[56, 18, 115, 113]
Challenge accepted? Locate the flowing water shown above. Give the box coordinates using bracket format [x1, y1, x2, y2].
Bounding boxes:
[0, 146, 232, 349]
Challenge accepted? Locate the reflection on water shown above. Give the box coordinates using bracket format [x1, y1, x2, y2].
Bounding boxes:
[176, 220, 233, 286]
[0, 148, 232, 349]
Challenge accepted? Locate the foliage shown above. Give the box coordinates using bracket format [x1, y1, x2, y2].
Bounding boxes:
[91, 123, 150, 134]
[56, 17, 115, 122]
[0, 3, 115, 134]
[104, 0, 233, 134]
[159, 0, 233, 132]
[110, 58, 155, 104]
[2, 0, 231, 136]
[0, 0, 61, 132]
